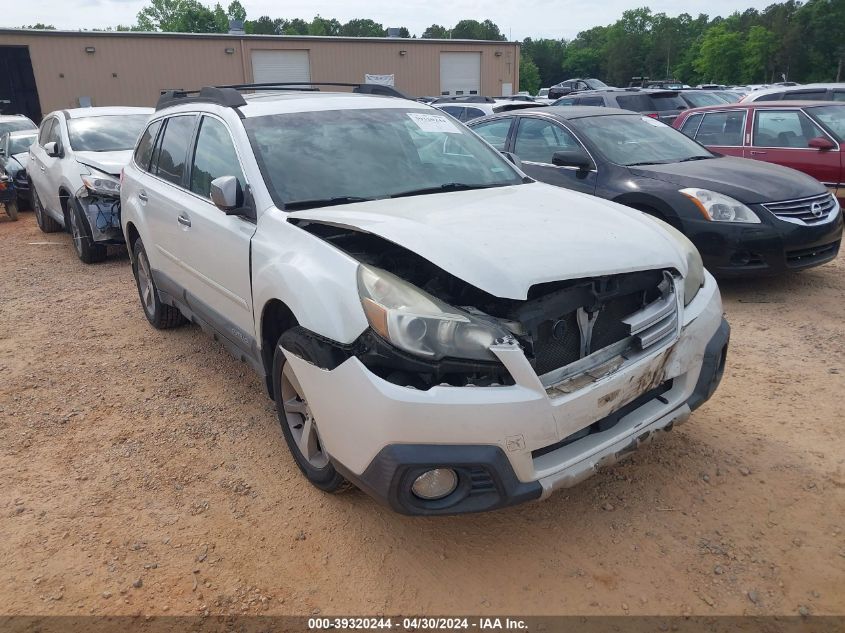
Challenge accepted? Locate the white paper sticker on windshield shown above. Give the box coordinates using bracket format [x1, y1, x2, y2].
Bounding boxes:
[407, 112, 461, 133]
[641, 115, 666, 127]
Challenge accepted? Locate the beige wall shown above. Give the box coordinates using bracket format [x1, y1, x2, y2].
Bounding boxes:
[0, 31, 520, 117]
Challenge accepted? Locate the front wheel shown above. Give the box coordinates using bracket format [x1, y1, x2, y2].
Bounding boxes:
[69, 199, 107, 264]
[132, 238, 186, 329]
[4, 200, 18, 221]
[273, 328, 349, 493]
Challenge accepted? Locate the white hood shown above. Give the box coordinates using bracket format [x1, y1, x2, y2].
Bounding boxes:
[75, 150, 133, 176]
[290, 183, 688, 300]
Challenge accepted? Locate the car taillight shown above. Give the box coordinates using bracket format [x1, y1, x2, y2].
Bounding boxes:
[646, 113, 659, 119]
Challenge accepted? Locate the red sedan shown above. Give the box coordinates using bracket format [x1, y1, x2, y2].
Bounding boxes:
[673, 101, 845, 202]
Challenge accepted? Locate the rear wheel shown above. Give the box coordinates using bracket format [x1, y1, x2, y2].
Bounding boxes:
[32, 186, 61, 233]
[273, 327, 349, 493]
[69, 198, 107, 264]
[132, 238, 186, 329]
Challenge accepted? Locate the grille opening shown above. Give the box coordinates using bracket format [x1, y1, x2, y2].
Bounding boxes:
[786, 240, 840, 267]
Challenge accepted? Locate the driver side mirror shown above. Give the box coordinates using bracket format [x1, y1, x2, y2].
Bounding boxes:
[808, 136, 835, 150]
[44, 141, 61, 157]
[210, 175, 254, 219]
[552, 149, 592, 172]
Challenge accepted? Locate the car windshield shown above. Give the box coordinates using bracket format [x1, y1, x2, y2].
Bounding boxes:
[683, 92, 727, 107]
[244, 107, 523, 209]
[9, 134, 36, 155]
[585, 79, 609, 89]
[576, 114, 714, 166]
[0, 119, 36, 136]
[67, 114, 150, 152]
[809, 105, 845, 141]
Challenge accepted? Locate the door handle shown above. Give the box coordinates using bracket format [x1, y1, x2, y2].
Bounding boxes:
[138, 191, 148, 202]
[749, 150, 767, 156]
[177, 214, 191, 228]
[40, 165, 45, 171]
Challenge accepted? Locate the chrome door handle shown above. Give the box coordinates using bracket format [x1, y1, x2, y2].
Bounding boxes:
[749, 150, 767, 155]
[40, 165, 45, 171]
[177, 214, 191, 228]
[138, 191, 148, 202]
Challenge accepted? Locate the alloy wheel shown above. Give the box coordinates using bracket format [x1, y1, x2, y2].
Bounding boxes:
[281, 361, 328, 469]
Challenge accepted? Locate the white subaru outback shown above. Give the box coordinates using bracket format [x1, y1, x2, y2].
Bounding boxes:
[121, 85, 729, 515]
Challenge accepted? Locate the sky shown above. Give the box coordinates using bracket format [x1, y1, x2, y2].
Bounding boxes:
[8, 0, 781, 40]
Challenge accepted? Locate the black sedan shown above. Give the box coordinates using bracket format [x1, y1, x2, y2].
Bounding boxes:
[468, 106, 843, 276]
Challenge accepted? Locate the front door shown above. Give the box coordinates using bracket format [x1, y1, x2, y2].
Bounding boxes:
[511, 117, 597, 195]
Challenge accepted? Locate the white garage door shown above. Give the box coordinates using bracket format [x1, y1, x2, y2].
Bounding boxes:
[251, 50, 311, 84]
[440, 52, 481, 96]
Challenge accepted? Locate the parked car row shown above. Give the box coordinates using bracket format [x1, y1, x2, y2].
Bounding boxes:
[3, 85, 737, 517]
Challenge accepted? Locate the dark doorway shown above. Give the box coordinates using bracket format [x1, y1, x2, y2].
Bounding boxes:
[0, 46, 42, 122]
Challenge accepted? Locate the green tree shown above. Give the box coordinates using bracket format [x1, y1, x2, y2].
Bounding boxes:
[519, 55, 541, 94]
[227, 0, 246, 22]
[421, 24, 449, 38]
[245, 15, 277, 34]
[137, 0, 222, 32]
[340, 19, 385, 37]
[282, 18, 309, 35]
[309, 15, 342, 36]
[21, 23, 56, 29]
[742, 25, 776, 83]
[694, 23, 743, 83]
[451, 19, 505, 40]
[522, 38, 567, 87]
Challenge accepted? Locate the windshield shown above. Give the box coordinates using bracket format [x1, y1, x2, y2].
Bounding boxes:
[586, 79, 609, 89]
[682, 92, 727, 108]
[809, 105, 845, 141]
[577, 114, 713, 166]
[67, 115, 150, 152]
[0, 119, 36, 136]
[9, 134, 36, 155]
[244, 107, 523, 209]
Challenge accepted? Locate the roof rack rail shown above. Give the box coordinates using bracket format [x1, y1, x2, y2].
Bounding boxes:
[156, 82, 411, 111]
[432, 95, 495, 104]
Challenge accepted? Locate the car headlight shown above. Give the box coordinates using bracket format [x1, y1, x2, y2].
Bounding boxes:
[78, 168, 120, 198]
[646, 217, 705, 306]
[357, 264, 509, 362]
[680, 188, 760, 223]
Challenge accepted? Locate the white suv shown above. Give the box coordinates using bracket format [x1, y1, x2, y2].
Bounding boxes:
[29, 107, 152, 262]
[121, 85, 729, 515]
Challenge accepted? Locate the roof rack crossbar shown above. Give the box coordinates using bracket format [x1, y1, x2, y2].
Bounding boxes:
[156, 82, 411, 110]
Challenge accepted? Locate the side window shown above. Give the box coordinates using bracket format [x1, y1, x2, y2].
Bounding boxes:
[46, 119, 62, 145]
[471, 118, 513, 150]
[753, 110, 825, 148]
[189, 116, 246, 199]
[133, 120, 162, 172]
[786, 90, 826, 101]
[553, 98, 576, 106]
[38, 118, 55, 146]
[514, 118, 580, 164]
[696, 111, 746, 146]
[679, 113, 703, 138]
[832, 91, 845, 102]
[154, 115, 197, 186]
[463, 107, 485, 121]
[577, 97, 605, 107]
[439, 106, 463, 119]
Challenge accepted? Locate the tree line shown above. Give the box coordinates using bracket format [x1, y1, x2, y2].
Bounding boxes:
[20, 0, 845, 95]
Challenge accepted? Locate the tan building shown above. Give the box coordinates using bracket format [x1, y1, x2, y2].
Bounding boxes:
[0, 29, 520, 120]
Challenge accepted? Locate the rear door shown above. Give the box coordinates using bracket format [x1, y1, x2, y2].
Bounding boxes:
[29, 116, 61, 214]
[745, 108, 840, 188]
[511, 116, 597, 195]
[176, 114, 257, 346]
[689, 110, 746, 158]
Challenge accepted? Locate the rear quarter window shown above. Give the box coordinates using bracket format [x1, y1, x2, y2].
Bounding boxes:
[679, 113, 703, 138]
[134, 120, 162, 172]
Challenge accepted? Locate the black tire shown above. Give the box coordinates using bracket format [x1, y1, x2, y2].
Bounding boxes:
[32, 186, 62, 233]
[17, 193, 31, 211]
[132, 238, 186, 329]
[69, 198, 107, 264]
[273, 327, 350, 493]
[4, 200, 18, 221]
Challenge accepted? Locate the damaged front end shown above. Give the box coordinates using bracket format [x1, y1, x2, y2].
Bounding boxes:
[76, 168, 124, 242]
[296, 221, 681, 394]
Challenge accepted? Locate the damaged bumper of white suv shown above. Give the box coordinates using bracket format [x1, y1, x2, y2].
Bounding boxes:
[283, 264, 728, 516]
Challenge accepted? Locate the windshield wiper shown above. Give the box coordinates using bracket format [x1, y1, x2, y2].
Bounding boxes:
[284, 196, 373, 210]
[677, 155, 714, 162]
[390, 182, 506, 199]
[626, 161, 666, 166]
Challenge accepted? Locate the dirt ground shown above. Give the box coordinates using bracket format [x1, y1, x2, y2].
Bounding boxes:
[1, 210, 843, 619]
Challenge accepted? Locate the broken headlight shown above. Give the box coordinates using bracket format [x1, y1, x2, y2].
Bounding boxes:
[78, 168, 120, 198]
[647, 217, 705, 306]
[357, 264, 508, 362]
[680, 188, 760, 223]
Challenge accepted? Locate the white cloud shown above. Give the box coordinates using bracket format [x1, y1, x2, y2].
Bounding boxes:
[6, 0, 779, 40]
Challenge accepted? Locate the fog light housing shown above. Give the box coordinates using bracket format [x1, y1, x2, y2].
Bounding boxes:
[411, 468, 458, 500]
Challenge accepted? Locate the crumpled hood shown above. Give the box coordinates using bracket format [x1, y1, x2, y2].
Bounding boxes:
[630, 155, 827, 204]
[6, 152, 29, 175]
[289, 183, 689, 300]
[74, 150, 133, 176]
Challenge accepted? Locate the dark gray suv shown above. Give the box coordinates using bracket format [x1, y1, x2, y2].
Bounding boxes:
[552, 89, 688, 125]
